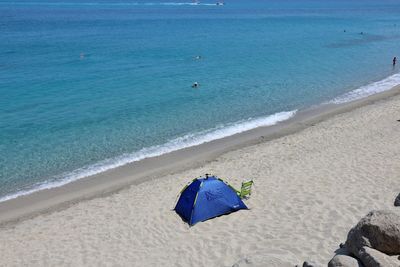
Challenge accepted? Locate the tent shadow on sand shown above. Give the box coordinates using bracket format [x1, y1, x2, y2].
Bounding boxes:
[174, 175, 249, 226]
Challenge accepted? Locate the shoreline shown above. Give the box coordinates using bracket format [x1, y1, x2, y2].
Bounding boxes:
[1, 84, 400, 226]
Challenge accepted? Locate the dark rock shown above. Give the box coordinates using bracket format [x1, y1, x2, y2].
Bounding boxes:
[302, 261, 319, 267]
[328, 254, 364, 267]
[335, 246, 352, 256]
[345, 210, 400, 257]
[395, 193, 400, 207]
[358, 246, 400, 267]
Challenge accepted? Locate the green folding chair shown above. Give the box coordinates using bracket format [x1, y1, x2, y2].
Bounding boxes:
[237, 180, 254, 199]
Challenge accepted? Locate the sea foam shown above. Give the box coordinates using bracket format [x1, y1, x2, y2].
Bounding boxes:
[0, 110, 296, 202]
[330, 73, 400, 104]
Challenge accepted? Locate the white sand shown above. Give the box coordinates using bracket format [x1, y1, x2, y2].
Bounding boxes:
[1, 95, 400, 266]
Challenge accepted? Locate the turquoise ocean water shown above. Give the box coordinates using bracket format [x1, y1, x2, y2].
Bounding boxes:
[1, 0, 400, 201]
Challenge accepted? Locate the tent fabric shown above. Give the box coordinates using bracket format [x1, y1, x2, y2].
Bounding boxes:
[174, 176, 248, 225]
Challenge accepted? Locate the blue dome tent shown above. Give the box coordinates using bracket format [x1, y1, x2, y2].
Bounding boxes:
[174, 175, 248, 226]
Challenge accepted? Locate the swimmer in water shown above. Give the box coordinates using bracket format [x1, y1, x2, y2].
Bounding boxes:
[195, 55, 202, 60]
[192, 82, 199, 88]
[393, 57, 397, 67]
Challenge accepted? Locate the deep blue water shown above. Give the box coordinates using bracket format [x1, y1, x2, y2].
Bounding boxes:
[1, 0, 400, 200]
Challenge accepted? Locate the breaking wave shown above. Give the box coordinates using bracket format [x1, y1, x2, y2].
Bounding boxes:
[0, 110, 296, 202]
[330, 73, 400, 104]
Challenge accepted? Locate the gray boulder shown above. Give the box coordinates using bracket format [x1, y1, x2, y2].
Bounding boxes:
[345, 210, 400, 257]
[328, 254, 364, 267]
[302, 261, 320, 267]
[395, 193, 400, 207]
[335, 246, 352, 256]
[358, 246, 400, 267]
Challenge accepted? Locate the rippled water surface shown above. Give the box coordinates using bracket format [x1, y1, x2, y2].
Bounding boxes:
[1, 0, 400, 200]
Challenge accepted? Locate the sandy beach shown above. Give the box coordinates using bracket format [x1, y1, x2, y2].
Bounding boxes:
[1, 87, 400, 266]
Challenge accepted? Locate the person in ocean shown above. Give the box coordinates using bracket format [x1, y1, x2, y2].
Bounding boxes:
[192, 82, 199, 88]
[393, 57, 397, 66]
